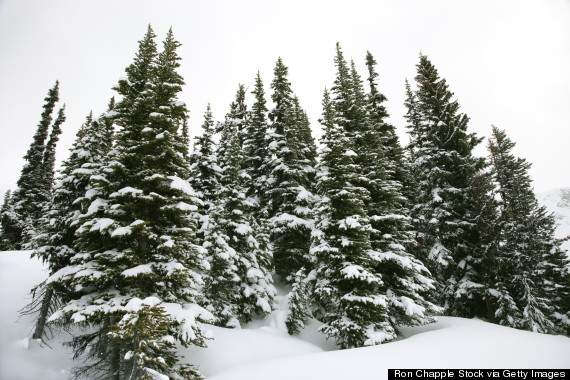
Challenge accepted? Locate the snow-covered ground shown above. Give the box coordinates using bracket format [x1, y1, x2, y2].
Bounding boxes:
[1, 250, 569, 379]
[538, 187, 570, 255]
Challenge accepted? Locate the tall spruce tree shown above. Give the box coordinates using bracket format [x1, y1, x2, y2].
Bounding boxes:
[298, 45, 437, 347]
[189, 104, 219, 209]
[291, 95, 318, 183]
[405, 54, 485, 315]
[0, 190, 18, 250]
[48, 27, 211, 379]
[28, 103, 115, 341]
[464, 169, 503, 321]
[487, 126, 569, 333]
[243, 72, 271, 215]
[1, 82, 65, 249]
[266, 57, 316, 280]
[365, 52, 412, 198]
[309, 86, 393, 348]
[189, 104, 222, 248]
[202, 91, 275, 327]
[359, 52, 438, 329]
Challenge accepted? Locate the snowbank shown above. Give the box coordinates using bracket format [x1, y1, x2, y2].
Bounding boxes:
[1, 251, 568, 380]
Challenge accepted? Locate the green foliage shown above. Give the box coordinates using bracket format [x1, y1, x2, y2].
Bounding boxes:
[311, 70, 393, 348]
[266, 58, 316, 281]
[405, 54, 485, 314]
[109, 303, 203, 380]
[1, 81, 66, 249]
[285, 268, 311, 335]
[485, 126, 569, 333]
[202, 88, 275, 327]
[50, 26, 210, 379]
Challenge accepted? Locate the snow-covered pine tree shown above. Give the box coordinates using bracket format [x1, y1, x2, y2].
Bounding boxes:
[285, 267, 311, 335]
[190, 104, 219, 210]
[28, 103, 115, 341]
[48, 27, 212, 379]
[0, 82, 65, 249]
[405, 54, 485, 315]
[266, 57, 315, 281]
[464, 169, 504, 321]
[359, 52, 438, 329]
[365, 52, 413, 199]
[243, 72, 271, 217]
[310, 85, 392, 348]
[189, 104, 222, 248]
[291, 95, 318, 184]
[487, 126, 569, 334]
[218, 84, 248, 147]
[21, 105, 67, 247]
[203, 92, 275, 326]
[0, 190, 18, 250]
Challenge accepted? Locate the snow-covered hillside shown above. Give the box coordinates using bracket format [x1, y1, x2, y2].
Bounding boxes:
[538, 188, 570, 255]
[1, 251, 569, 380]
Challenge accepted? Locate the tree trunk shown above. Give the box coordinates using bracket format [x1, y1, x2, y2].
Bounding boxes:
[32, 284, 54, 340]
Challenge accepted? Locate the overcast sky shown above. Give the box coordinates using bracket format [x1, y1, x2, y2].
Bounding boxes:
[0, 0, 569, 200]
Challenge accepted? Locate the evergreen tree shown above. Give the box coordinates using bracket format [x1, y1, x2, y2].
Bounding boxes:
[266, 57, 316, 280]
[203, 96, 275, 326]
[1, 82, 65, 249]
[310, 87, 393, 348]
[487, 126, 569, 333]
[243, 72, 270, 214]
[366, 52, 412, 198]
[360, 52, 438, 329]
[291, 96, 318, 183]
[464, 169, 503, 321]
[285, 267, 311, 335]
[49, 27, 211, 379]
[28, 103, 115, 341]
[189, 104, 222, 247]
[298, 46, 437, 347]
[405, 54, 485, 315]
[0, 190, 18, 250]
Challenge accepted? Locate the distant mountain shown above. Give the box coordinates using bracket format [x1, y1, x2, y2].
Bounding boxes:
[537, 187, 570, 257]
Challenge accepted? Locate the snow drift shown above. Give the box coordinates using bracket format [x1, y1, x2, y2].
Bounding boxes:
[1, 250, 568, 380]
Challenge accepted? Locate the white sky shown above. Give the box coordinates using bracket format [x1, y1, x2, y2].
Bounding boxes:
[0, 0, 569, 200]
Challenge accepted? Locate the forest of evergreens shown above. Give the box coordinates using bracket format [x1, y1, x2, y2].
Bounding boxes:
[0, 26, 567, 380]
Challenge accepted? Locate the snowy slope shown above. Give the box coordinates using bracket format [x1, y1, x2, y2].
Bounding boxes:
[1, 251, 569, 380]
[537, 188, 570, 255]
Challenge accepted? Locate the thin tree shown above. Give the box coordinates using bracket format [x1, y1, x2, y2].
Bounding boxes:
[1, 82, 65, 249]
[266, 58, 315, 281]
[487, 126, 569, 333]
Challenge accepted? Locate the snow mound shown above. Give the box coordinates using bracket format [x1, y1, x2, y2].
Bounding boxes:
[207, 317, 570, 380]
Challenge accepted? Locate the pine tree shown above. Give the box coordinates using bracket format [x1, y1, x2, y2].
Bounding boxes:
[189, 104, 222, 248]
[1, 82, 65, 249]
[300, 46, 438, 347]
[405, 54, 485, 315]
[285, 268, 311, 335]
[487, 126, 569, 333]
[243, 72, 270, 214]
[366, 52, 412, 197]
[49, 27, 211, 379]
[465, 169, 503, 320]
[203, 96, 275, 326]
[291, 96, 318, 183]
[266, 57, 316, 280]
[28, 103, 115, 341]
[0, 190, 18, 250]
[310, 86, 392, 348]
[360, 52, 438, 329]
